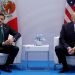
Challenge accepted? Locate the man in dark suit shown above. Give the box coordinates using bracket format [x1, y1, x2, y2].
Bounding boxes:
[55, 12, 75, 73]
[0, 13, 21, 72]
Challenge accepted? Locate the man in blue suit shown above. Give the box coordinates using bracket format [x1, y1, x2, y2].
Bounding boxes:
[0, 13, 21, 72]
[55, 12, 75, 73]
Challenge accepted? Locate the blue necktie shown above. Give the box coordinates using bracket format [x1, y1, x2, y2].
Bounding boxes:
[0, 26, 3, 43]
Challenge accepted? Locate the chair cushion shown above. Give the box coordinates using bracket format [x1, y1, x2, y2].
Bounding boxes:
[0, 53, 8, 65]
[66, 56, 75, 66]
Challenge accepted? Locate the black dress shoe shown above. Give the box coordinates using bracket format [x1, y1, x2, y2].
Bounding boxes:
[0, 65, 12, 72]
[59, 67, 69, 73]
[1, 67, 12, 72]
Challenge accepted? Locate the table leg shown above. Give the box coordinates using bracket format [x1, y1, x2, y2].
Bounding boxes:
[48, 51, 50, 69]
[25, 51, 28, 70]
[27, 52, 29, 69]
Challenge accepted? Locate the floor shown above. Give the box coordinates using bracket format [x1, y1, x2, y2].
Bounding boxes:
[0, 61, 75, 75]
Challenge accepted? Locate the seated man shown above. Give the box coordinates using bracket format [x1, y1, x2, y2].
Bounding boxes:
[0, 13, 21, 72]
[55, 12, 75, 73]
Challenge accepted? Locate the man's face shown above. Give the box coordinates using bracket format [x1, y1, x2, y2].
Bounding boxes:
[0, 15, 5, 25]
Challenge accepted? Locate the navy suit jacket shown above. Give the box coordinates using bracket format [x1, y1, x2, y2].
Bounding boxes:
[59, 22, 75, 49]
[2, 23, 21, 42]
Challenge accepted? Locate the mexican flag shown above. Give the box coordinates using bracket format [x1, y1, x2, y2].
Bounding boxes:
[0, 0, 18, 32]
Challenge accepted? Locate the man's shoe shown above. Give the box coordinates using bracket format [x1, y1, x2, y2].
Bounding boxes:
[0, 65, 12, 72]
[59, 67, 69, 73]
[1, 67, 12, 72]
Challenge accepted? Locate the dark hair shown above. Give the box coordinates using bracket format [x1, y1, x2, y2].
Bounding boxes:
[0, 13, 5, 19]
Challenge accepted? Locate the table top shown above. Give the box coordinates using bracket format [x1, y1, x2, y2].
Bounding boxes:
[23, 44, 49, 51]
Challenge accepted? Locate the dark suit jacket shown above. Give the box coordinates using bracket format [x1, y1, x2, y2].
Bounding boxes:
[2, 23, 21, 42]
[59, 22, 75, 49]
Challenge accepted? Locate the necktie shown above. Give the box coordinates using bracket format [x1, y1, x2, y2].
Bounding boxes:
[0, 26, 3, 43]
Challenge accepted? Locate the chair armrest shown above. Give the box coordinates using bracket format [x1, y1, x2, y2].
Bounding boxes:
[14, 37, 22, 63]
[53, 36, 59, 64]
[54, 36, 59, 47]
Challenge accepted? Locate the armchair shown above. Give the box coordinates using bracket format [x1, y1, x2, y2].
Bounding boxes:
[54, 36, 75, 66]
[0, 34, 22, 65]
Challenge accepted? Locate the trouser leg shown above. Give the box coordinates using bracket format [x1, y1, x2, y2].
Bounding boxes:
[55, 46, 68, 67]
[0, 45, 19, 65]
[5, 45, 19, 65]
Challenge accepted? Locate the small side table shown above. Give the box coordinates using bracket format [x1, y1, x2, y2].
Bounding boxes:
[23, 44, 49, 70]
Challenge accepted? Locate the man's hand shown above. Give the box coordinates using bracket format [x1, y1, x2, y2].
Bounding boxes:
[72, 47, 75, 53]
[67, 47, 75, 55]
[3, 38, 14, 45]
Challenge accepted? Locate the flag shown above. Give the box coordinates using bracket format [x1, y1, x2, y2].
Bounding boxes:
[64, 0, 75, 24]
[0, 0, 18, 32]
